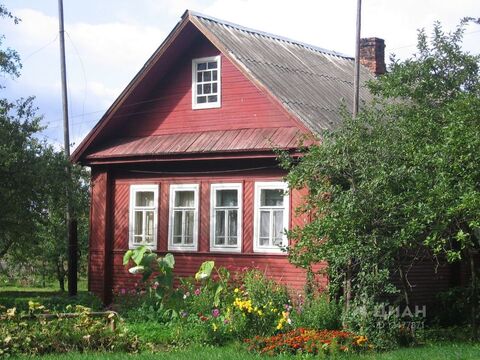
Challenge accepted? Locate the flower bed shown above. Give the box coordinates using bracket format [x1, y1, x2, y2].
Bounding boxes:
[245, 328, 370, 355]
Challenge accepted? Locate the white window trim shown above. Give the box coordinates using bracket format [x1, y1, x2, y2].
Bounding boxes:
[192, 55, 221, 110]
[253, 181, 289, 254]
[129, 184, 159, 250]
[210, 183, 242, 253]
[168, 184, 199, 252]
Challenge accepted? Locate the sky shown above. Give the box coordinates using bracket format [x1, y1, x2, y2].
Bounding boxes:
[2, 0, 479, 151]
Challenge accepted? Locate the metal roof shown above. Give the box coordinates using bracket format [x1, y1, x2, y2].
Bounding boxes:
[86, 127, 307, 159]
[191, 11, 374, 132]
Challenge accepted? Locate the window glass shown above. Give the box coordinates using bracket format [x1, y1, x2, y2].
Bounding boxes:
[136, 191, 154, 207]
[193, 57, 220, 108]
[261, 189, 284, 206]
[175, 191, 194, 207]
[130, 186, 158, 249]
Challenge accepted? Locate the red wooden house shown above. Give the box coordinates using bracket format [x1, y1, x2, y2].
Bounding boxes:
[72, 11, 452, 304]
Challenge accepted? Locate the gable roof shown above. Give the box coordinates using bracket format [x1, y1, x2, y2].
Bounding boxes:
[72, 10, 374, 164]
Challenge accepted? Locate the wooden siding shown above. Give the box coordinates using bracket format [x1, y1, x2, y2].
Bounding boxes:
[88, 169, 111, 303]
[118, 38, 299, 139]
[94, 167, 325, 299]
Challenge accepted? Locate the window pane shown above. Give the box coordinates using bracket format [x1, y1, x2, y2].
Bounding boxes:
[185, 210, 194, 244]
[197, 84, 202, 95]
[136, 191, 154, 207]
[212, 83, 217, 93]
[208, 95, 217, 103]
[208, 61, 217, 69]
[216, 189, 238, 206]
[197, 96, 206, 103]
[273, 210, 284, 246]
[134, 211, 143, 235]
[173, 211, 182, 244]
[260, 210, 270, 240]
[146, 211, 154, 236]
[212, 70, 217, 81]
[204, 71, 211, 81]
[228, 210, 238, 245]
[197, 72, 202, 82]
[261, 189, 284, 206]
[197, 62, 207, 70]
[215, 210, 225, 240]
[134, 235, 143, 244]
[175, 191, 194, 207]
[145, 236, 153, 244]
[203, 83, 211, 94]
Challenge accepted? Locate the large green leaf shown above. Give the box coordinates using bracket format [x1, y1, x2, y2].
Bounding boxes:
[213, 283, 224, 307]
[195, 261, 214, 281]
[132, 246, 149, 265]
[158, 253, 175, 270]
[123, 250, 133, 265]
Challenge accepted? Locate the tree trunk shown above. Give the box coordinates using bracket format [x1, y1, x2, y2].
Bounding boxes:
[344, 258, 352, 312]
[56, 260, 65, 292]
[398, 262, 411, 308]
[469, 249, 478, 340]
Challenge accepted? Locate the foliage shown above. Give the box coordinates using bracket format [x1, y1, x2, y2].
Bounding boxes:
[290, 293, 341, 330]
[232, 270, 291, 336]
[245, 328, 370, 356]
[282, 19, 480, 341]
[0, 4, 90, 289]
[121, 247, 180, 322]
[0, 289, 102, 313]
[0, 302, 140, 357]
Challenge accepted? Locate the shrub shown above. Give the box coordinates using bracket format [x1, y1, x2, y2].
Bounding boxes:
[291, 294, 341, 330]
[231, 270, 291, 336]
[342, 299, 417, 350]
[245, 328, 370, 356]
[0, 303, 140, 357]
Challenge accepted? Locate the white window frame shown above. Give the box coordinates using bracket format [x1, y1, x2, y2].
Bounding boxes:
[253, 181, 290, 254]
[129, 184, 159, 250]
[192, 55, 221, 109]
[168, 184, 199, 251]
[210, 183, 242, 253]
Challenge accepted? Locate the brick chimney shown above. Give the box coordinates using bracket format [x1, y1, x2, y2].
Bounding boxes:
[359, 37, 386, 76]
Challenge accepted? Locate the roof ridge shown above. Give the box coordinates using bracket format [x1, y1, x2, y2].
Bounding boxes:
[186, 9, 353, 59]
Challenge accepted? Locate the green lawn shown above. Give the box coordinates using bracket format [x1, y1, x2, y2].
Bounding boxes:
[15, 342, 480, 360]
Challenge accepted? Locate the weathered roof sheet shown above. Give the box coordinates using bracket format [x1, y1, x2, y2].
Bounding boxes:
[86, 127, 308, 160]
[191, 11, 374, 132]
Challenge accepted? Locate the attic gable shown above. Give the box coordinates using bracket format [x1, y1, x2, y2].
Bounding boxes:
[72, 10, 374, 164]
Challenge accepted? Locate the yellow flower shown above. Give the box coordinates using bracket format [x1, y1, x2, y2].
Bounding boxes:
[234, 288, 239, 293]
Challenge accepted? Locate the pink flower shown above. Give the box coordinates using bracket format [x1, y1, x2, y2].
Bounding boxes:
[194, 288, 201, 296]
[212, 308, 220, 318]
[152, 282, 159, 290]
[120, 288, 126, 295]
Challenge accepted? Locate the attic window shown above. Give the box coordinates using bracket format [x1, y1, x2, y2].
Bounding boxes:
[192, 56, 221, 109]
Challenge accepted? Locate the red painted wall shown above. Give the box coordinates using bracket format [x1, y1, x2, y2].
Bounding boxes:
[106, 167, 325, 297]
[119, 37, 300, 138]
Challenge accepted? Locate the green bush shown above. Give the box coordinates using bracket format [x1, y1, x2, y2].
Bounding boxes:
[0, 303, 140, 357]
[290, 294, 341, 330]
[0, 291, 102, 312]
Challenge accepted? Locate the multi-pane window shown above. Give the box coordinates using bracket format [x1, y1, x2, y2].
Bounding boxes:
[129, 185, 158, 249]
[254, 182, 289, 253]
[210, 184, 242, 252]
[169, 184, 199, 251]
[192, 56, 221, 109]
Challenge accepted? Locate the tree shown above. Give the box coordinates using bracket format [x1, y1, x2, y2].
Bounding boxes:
[0, 5, 90, 289]
[283, 19, 479, 338]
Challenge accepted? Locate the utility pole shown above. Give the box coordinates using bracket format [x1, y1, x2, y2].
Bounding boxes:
[58, 0, 77, 296]
[353, 0, 362, 118]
